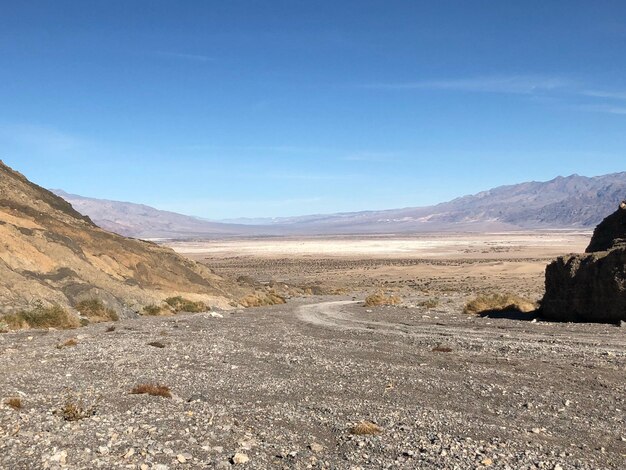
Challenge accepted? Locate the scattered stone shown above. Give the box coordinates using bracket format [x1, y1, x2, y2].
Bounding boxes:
[232, 453, 250, 465]
[309, 443, 324, 453]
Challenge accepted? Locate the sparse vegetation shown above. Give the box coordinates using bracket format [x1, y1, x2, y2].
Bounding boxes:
[432, 345, 453, 353]
[164, 296, 207, 313]
[105, 325, 116, 332]
[142, 304, 167, 316]
[59, 395, 96, 421]
[57, 338, 78, 349]
[0, 320, 9, 333]
[463, 293, 537, 316]
[5, 397, 22, 410]
[350, 421, 384, 436]
[75, 298, 119, 323]
[364, 292, 401, 307]
[147, 341, 166, 348]
[418, 298, 440, 309]
[2, 305, 79, 330]
[239, 290, 286, 308]
[131, 383, 172, 398]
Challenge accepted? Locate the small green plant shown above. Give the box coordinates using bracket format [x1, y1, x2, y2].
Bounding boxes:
[164, 296, 207, 313]
[3, 305, 79, 330]
[75, 299, 119, 323]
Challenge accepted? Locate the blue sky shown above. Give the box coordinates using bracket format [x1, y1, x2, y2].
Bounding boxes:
[1, 1, 626, 219]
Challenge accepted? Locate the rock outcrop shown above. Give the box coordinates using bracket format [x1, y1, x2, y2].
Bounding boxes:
[0, 161, 235, 318]
[542, 201, 626, 322]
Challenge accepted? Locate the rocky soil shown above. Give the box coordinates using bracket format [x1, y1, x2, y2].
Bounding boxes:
[2, 296, 624, 469]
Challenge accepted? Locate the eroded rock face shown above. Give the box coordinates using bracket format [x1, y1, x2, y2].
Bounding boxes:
[542, 202, 626, 322]
[585, 201, 626, 253]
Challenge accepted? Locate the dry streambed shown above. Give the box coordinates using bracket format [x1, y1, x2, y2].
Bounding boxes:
[1, 297, 625, 469]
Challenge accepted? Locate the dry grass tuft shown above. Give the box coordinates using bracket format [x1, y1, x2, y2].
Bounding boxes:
[350, 421, 384, 436]
[364, 292, 401, 307]
[463, 293, 537, 316]
[147, 341, 166, 348]
[131, 383, 172, 398]
[5, 397, 22, 410]
[75, 299, 119, 323]
[165, 296, 207, 313]
[418, 298, 440, 309]
[239, 291, 287, 308]
[57, 338, 78, 349]
[2, 305, 79, 330]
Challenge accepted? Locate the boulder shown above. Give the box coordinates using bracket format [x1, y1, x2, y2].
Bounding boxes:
[542, 202, 626, 322]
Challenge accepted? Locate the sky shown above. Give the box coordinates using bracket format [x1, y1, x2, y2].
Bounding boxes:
[1, 1, 626, 220]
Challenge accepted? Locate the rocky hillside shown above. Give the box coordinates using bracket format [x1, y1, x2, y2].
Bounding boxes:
[0, 161, 234, 318]
[55, 172, 626, 239]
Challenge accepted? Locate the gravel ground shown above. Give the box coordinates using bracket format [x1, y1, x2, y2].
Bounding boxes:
[1, 296, 625, 469]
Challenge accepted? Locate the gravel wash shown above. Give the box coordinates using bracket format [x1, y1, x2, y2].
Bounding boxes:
[1, 296, 625, 469]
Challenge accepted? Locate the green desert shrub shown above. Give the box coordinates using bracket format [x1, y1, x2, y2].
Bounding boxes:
[75, 299, 119, 322]
[3, 305, 79, 330]
[164, 296, 207, 313]
[142, 304, 166, 316]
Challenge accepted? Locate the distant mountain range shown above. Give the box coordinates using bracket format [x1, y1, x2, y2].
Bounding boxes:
[53, 172, 626, 239]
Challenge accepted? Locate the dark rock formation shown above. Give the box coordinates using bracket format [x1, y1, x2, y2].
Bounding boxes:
[585, 201, 626, 252]
[542, 202, 626, 322]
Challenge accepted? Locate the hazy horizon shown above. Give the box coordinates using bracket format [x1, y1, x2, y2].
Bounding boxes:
[2, 1, 626, 219]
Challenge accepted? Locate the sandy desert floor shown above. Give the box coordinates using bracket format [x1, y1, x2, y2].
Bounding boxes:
[173, 232, 592, 301]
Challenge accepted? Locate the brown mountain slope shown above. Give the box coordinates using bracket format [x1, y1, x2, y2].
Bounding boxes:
[0, 161, 235, 318]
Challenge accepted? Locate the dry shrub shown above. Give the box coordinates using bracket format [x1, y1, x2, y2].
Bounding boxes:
[75, 299, 119, 323]
[239, 291, 286, 308]
[418, 298, 440, 309]
[463, 293, 537, 316]
[165, 296, 207, 313]
[142, 304, 167, 316]
[2, 305, 79, 330]
[60, 396, 96, 421]
[5, 397, 22, 410]
[57, 338, 78, 349]
[364, 292, 401, 307]
[350, 421, 384, 436]
[131, 383, 172, 398]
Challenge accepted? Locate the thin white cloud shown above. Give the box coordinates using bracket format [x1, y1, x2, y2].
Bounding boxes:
[580, 104, 626, 115]
[581, 89, 626, 101]
[364, 75, 570, 94]
[155, 51, 214, 62]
